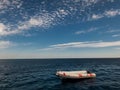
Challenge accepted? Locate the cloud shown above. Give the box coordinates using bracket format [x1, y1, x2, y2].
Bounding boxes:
[75, 31, 85, 34]
[18, 12, 56, 31]
[0, 0, 119, 37]
[0, 40, 13, 49]
[1, 0, 82, 37]
[75, 28, 97, 35]
[91, 9, 120, 20]
[41, 41, 120, 50]
[0, 0, 11, 11]
[112, 34, 120, 37]
[106, 30, 120, 33]
[0, 23, 19, 36]
[0, 0, 22, 14]
[0, 40, 29, 49]
[0, 5, 70, 36]
[0, 12, 57, 36]
[0, 0, 99, 32]
[105, 9, 120, 17]
[91, 14, 103, 20]
[0, 0, 23, 36]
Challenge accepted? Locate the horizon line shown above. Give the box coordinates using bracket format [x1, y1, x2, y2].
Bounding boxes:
[0, 57, 120, 60]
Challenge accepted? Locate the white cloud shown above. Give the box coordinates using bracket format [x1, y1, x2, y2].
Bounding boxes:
[41, 41, 120, 50]
[18, 13, 56, 31]
[0, 0, 10, 10]
[86, 0, 98, 3]
[0, 6, 70, 36]
[75, 31, 85, 34]
[0, 40, 13, 49]
[0, 0, 24, 36]
[105, 9, 120, 17]
[0, 0, 22, 13]
[58, 9, 68, 17]
[0, 23, 6, 32]
[0, 12, 56, 36]
[107, 30, 120, 33]
[75, 28, 97, 35]
[91, 9, 120, 20]
[29, 18, 42, 26]
[112, 34, 120, 37]
[0, 23, 19, 36]
[0, 0, 119, 37]
[83, 0, 99, 6]
[14, 3, 120, 36]
[91, 14, 103, 20]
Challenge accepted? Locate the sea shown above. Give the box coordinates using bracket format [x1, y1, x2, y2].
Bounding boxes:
[0, 58, 120, 90]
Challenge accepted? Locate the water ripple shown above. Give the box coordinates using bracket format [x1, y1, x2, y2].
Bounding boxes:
[0, 59, 120, 90]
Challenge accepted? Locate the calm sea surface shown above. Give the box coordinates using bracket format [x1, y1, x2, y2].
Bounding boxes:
[0, 58, 120, 90]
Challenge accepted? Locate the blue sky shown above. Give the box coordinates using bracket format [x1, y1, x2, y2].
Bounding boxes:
[0, 0, 120, 59]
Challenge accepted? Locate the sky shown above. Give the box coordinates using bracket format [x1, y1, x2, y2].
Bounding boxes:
[0, 0, 120, 59]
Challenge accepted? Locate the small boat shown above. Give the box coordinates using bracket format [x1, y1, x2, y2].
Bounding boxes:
[56, 70, 96, 81]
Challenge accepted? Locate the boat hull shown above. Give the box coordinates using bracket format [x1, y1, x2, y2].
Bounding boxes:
[56, 70, 96, 81]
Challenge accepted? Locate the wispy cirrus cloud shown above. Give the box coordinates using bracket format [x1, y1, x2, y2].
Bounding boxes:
[0, 0, 22, 14]
[18, 12, 56, 30]
[91, 9, 120, 20]
[75, 28, 97, 35]
[0, 0, 118, 37]
[0, 1, 75, 36]
[0, 10, 68, 36]
[105, 9, 120, 17]
[0, 0, 102, 36]
[0, 40, 31, 49]
[41, 41, 120, 50]
[112, 34, 120, 37]
[91, 14, 103, 20]
[0, 23, 19, 36]
[106, 30, 120, 33]
[0, 40, 13, 49]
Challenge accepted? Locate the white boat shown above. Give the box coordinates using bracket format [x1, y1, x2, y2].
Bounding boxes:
[56, 70, 96, 80]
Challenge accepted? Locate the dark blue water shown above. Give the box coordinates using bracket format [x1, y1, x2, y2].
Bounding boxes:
[0, 58, 120, 90]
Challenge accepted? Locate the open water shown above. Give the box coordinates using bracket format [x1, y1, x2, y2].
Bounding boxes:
[0, 58, 120, 90]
